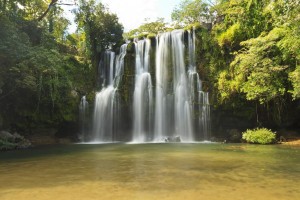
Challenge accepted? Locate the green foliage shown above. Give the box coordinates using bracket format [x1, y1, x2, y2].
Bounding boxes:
[184, 22, 201, 31]
[147, 33, 156, 39]
[138, 18, 167, 34]
[212, 0, 272, 50]
[217, 71, 232, 100]
[217, 23, 242, 47]
[242, 128, 276, 144]
[123, 18, 167, 40]
[50, 8, 70, 43]
[184, 0, 300, 127]
[171, 0, 210, 25]
[0, 5, 94, 134]
[289, 65, 300, 99]
[126, 42, 135, 54]
[1, 0, 300, 137]
[75, 0, 124, 68]
[0, 0, 125, 136]
[229, 28, 288, 104]
[0, 0, 48, 20]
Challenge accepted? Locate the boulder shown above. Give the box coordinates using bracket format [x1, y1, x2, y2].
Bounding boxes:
[0, 130, 31, 150]
[163, 136, 181, 143]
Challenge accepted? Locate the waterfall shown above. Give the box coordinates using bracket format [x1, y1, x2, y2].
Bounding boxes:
[98, 50, 115, 87]
[154, 30, 195, 142]
[91, 29, 210, 143]
[92, 44, 127, 142]
[198, 91, 210, 140]
[93, 86, 116, 141]
[132, 39, 153, 142]
[114, 44, 128, 87]
[79, 96, 89, 141]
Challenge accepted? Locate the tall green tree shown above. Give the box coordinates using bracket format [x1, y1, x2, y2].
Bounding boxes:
[213, 0, 300, 124]
[75, 0, 124, 70]
[0, 0, 93, 134]
[171, 0, 211, 25]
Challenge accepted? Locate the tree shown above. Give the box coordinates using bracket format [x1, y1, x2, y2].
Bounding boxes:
[0, 2, 91, 133]
[212, 0, 300, 125]
[171, 0, 210, 25]
[37, 0, 58, 21]
[75, 0, 123, 70]
[0, 0, 49, 20]
[212, 0, 272, 50]
[123, 18, 167, 39]
[228, 28, 288, 104]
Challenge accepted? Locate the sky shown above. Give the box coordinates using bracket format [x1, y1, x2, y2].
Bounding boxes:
[100, 0, 182, 31]
[62, 0, 182, 33]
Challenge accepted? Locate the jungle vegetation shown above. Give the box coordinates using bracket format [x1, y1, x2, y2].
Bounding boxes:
[0, 0, 123, 136]
[0, 0, 299, 139]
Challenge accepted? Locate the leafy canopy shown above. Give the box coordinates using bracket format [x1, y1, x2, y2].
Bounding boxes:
[171, 0, 210, 25]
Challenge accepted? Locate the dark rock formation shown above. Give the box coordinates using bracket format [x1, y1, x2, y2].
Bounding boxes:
[0, 130, 31, 150]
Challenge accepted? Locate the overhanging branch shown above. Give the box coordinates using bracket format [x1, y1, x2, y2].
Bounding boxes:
[37, 0, 59, 21]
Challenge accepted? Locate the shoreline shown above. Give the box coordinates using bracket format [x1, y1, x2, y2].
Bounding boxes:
[2, 139, 300, 151]
[280, 138, 300, 146]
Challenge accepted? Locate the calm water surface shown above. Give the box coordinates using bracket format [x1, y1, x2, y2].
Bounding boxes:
[0, 143, 299, 200]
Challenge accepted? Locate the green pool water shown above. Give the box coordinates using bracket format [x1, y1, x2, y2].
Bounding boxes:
[0, 143, 299, 200]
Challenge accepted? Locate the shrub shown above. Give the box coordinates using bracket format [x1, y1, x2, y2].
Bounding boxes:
[147, 33, 156, 39]
[126, 42, 135, 54]
[242, 128, 276, 144]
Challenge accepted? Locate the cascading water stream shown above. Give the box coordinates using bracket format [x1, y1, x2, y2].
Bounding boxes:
[92, 86, 116, 142]
[155, 30, 195, 142]
[79, 95, 89, 141]
[187, 28, 211, 140]
[132, 39, 153, 142]
[92, 44, 127, 142]
[91, 29, 210, 142]
[114, 44, 128, 87]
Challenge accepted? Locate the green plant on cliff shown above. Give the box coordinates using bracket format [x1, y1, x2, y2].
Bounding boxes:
[123, 18, 167, 40]
[242, 128, 276, 144]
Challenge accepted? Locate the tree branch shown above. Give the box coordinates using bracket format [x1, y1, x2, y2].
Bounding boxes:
[37, 0, 59, 21]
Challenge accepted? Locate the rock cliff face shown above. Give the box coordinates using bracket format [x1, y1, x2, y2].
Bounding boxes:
[115, 46, 136, 141]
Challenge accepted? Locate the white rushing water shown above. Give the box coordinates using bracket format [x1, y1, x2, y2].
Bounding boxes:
[187, 28, 211, 140]
[155, 30, 195, 142]
[132, 39, 153, 142]
[79, 95, 89, 141]
[92, 45, 127, 142]
[91, 29, 210, 142]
